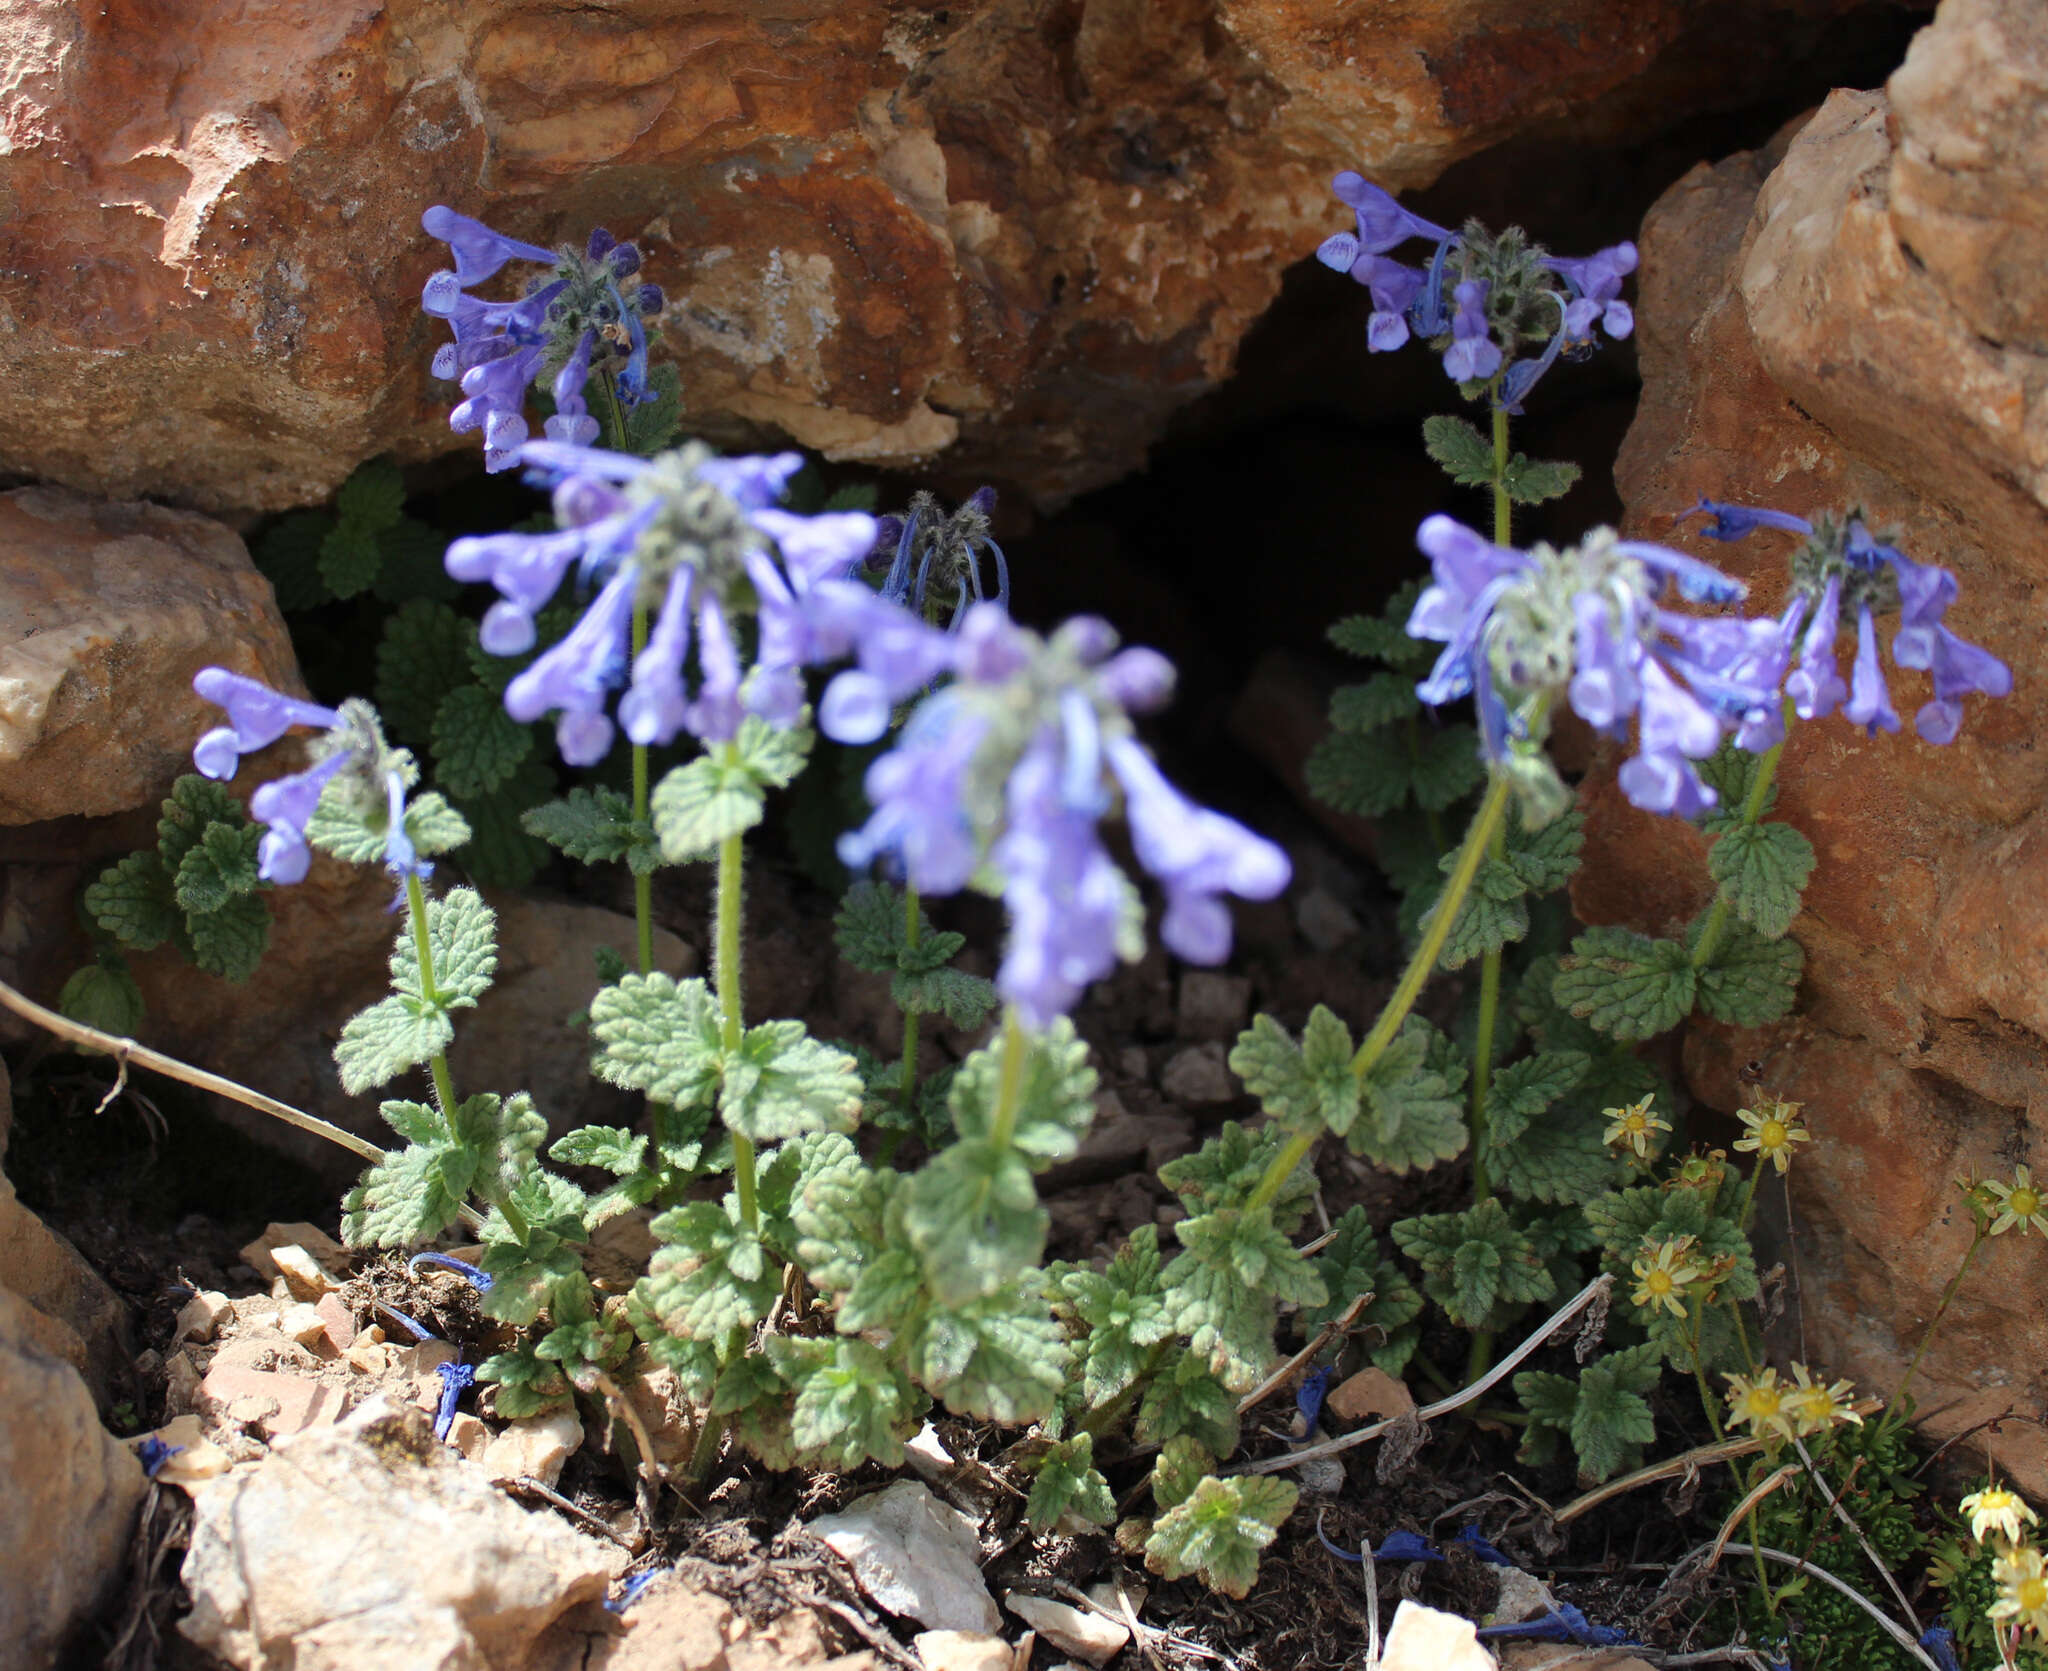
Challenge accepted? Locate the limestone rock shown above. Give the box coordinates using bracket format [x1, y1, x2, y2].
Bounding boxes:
[1379, 1600, 1495, 1671]
[1004, 1592, 1128, 1666]
[0, 0, 1886, 517]
[180, 1398, 618, 1671]
[811, 1478, 1000, 1635]
[0, 487, 298, 824]
[0, 1162, 132, 1393]
[1588, 3, 2048, 1492]
[914, 1632, 1015, 1671]
[480, 1406, 585, 1490]
[0, 1286, 146, 1671]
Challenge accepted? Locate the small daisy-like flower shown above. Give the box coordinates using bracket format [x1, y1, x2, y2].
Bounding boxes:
[1962, 1484, 2040, 1547]
[1986, 1166, 2048, 1237]
[1991, 1542, 2048, 1637]
[1604, 1095, 1672, 1160]
[1631, 1236, 1701, 1319]
[1787, 1363, 1862, 1436]
[1734, 1096, 1810, 1174]
[1725, 1368, 1798, 1444]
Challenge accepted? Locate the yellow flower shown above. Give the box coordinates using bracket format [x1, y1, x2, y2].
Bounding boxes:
[1604, 1096, 1672, 1160]
[1991, 1542, 2048, 1637]
[1787, 1363, 1862, 1436]
[1985, 1166, 2048, 1237]
[1734, 1097, 1811, 1174]
[1724, 1368, 1797, 1444]
[1631, 1237, 1701, 1319]
[1963, 1484, 2040, 1546]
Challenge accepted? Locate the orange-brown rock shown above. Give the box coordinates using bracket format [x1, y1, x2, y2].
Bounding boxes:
[0, 0, 1882, 517]
[1586, 0, 2048, 1489]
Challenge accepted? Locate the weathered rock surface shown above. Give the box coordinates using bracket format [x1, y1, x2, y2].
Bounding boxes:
[0, 1164, 133, 1395]
[811, 1478, 1000, 1635]
[180, 1397, 617, 1671]
[0, 1286, 146, 1671]
[0, 486, 298, 824]
[1585, 0, 2048, 1488]
[0, 0, 1886, 516]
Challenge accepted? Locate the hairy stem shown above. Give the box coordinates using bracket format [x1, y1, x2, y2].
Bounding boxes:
[1691, 716, 1790, 970]
[1491, 398, 1512, 547]
[899, 881, 923, 1122]
[715, 791, 758, 1232]
[1468, 812, 1509, 1205]
[631, 599, 654, 976]
[1248, 773, 1514, 1213]
[988, 1007, 1030, 1152]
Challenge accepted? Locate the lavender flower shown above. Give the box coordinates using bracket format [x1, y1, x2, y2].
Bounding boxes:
[1679, 499, 2011, 743]
[433, 1359, 476, 1443]
[422, 210, 665, 470]
[1408, 516, 1778, 821]
[444, 440, 880, 764]
[1315, 173, 1635, 406]
[192, 670, 430, 885]
[831, 606, 1289, 1027]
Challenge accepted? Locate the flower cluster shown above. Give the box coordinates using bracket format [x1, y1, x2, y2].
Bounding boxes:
[869, 487, 1011, 628]
[443, 440, 880, 763]
[1314, 173, 1636, 409]
[1681, 500, 2011, 745]
[1723, 1363, 1863, 1443]
[1407, 515, 1781, 820]
[191, 669, 423, 885]
[826, 606, 1291, 1027]
[422, 209, 666, 470]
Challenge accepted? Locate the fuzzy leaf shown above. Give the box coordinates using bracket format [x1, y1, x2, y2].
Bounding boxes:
[318, 520, 383, 599]
[642, 1201, 777, 1342]
[722, 1022, 863, 1144]
[548, 1125, 647, 1174]
[833, 878, 914, 973]
[334, 456, 406, 531]
[1301, 1204, 1425, 1342]
[477, 1343, 570, 1418]
[1482, 1051, 1588, 1152]
[650, 759, 758, 861]
[1506, 806, 1584, 894]
[432, 683, 534, 800]
[185, 891, 270, 983]
[1569, 1343, 1662, 1481]
[768, 1336, 922, 1471]
[1501, 455, 1582, 506]
[1411, 726, 1487, 811]
[85, 851, 178, 952]
[1136, 1350, 1241, 1457]
[1707, 821, 1813, 940]
[1697, 741, 1779, 834]
[160, 775, 244, 862]
[253, 509, 332, 612]
[450, 1092, 549, 1203]
[1329, 673, 1418, 734]
[522, 786, 659, 875]
[901, 1138, 1045, 1307]
[837, 1243, 926, 1335]
[389, 885, 497, 1008]
[1422, 414, 1496, 487]
[1692, 916, 1802, 1027]
[1159, 1122, 1318, 1232]
[1150, 1435, 1213, 1511]
[909, 1279, 1070, 1424]
[1327, 581, 1431, 672]
[1353, 1017, 1468, 1173]
[1427, 862, 1530, 970]
[1028, 1432, 1115, 1531]
[1144, 1475, 1299, 1600]
[1162, 1206, 1326, 1393]
[895, 965, 998, 1028]
[370, 516, 462, 606]
[623, 361, 684, 456]
[789, 1132, 892, 1293]
[1305, 725, 1411, 819]
[947, 1016, 1098, 1166]
[1488, 1093, 1618, 1208]
[375, 600, 473, 746]
[1554, 927, 1695, 1042]
[589, 973, 724, 1108]
[173, 822, 263, 916]
[58, 962, 146, 1036]
[341, 1113, 475, 1246]
[1228, 1006, 1359, 1138]
[1392, 1197, 1554, 1330]
[303, 781, 470, 866]
[1057, 1223, 1173, 1405]
[335, 995, 453, 1095]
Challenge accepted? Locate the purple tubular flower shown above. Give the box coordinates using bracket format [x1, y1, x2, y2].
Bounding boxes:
[840, 695, 988, 893]
[1915, 625, 2012, 743]
[1443, 280, 1502, 382]
[505, 565, 636, 763]
[1675, 498, 1814, 542]
[618, 568, 695, 747]
[1330, 173, 1454, 253]
[433, 1360, 476, 1443]
[190, 669, 342, 779]
[248, 750, 352, 884]
[421, 206, 555, 285]
[1546, 242, 1638, 342]
[1785, 573, 1848, 721]
[545, 329, 601, 447]
[407, 1251, 495, 1293]
[1843, 604, 1901, 735]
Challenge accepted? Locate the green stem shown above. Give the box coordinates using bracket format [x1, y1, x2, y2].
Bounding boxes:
[714, 792, 758, 1233]
[899, 882, 923, 1122]
[598, 367, 630, 454]
[406, 870, 527, 1242]
[1468, 815, 1509, 1205]
[1687, 1288, 1725, 1441]
[631, 600, 654, 975]
[1248, 772, 1516, 1214]
[1737, 1158, 1766, 1235]
[988, 1007, 1029, 1152]
[1491, 397, 1512, 547]
[1691, 718, 1789, 970]
[1885, 1226, 1986, 1424]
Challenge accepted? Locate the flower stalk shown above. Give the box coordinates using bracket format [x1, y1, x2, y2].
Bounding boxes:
[714, 786, 758, 1233]
[1692, 705, 1792, 971]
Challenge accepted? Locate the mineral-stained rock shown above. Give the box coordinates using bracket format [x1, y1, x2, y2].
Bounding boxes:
[180, 1397, 617, 1671]
[0, 487, 298, 824]
[1587, 0, 2048, 1489]
[0, 0, 1888, 517]
[0, 1286, 146, 1671]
